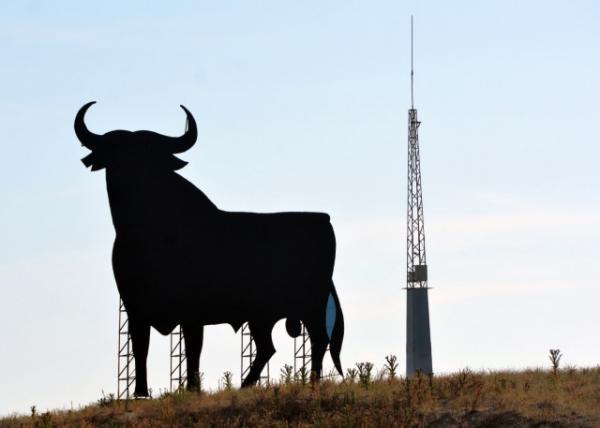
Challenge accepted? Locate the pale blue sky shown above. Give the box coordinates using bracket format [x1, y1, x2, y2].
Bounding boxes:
[1, 0, 599, 416]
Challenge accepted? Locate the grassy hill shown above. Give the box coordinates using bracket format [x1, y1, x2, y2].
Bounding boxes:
[2, 366, 599, 427]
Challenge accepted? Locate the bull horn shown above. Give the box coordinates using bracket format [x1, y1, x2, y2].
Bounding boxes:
[74, 101, 102, 150]
[165, 105, 197, 153]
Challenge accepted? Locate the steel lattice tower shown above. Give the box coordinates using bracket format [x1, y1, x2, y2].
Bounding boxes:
[240, 322, 270, 386]
[293, 323, 311, 381]
[117, 299, 135, 399]
[169, 326, 187, 391]
[117, 303, 188, 397]
[406, 16, 433, 376]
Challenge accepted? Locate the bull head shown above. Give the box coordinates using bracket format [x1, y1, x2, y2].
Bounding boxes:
[75, 101, 197, 171]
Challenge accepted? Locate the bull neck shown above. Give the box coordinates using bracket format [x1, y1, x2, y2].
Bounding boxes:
[105, 168, 217, 234]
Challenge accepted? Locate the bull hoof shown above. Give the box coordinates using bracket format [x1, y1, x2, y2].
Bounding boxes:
[186, 383, 200, 393]
[133, 389, 149, 398]
[240, 379, 256, 388]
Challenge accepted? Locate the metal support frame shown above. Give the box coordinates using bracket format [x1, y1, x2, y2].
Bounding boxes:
[240, 322, 270, 386]
[407, 106, 427, 288]
[170, 326, 187, 392]
[117, 299, 135, 399]
[293, 323, 311, 380]
[405, 16, 432, 377]
[293, 324, 339, 381]
[117, 300, 188, 398]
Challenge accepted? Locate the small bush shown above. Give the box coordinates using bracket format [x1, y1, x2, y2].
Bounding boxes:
[356, 362, 374, 388]
[549, 349, 562, 375]
[384, 355, 399, 380]
[280, 364, 293, 385]
[222, 371, 234, 391]
[345, 368, 358, 383]
[295, 366, 309, 385]
[97, 391, 115, 407]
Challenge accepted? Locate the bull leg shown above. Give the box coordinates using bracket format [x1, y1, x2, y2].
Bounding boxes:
[181, 324, 204, 392]
[129, 319, 151, 397]
[241, 321, 276, 388]
[305, 318, 329, 383]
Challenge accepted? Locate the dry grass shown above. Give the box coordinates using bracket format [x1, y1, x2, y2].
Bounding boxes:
[2, 367, 600, 427]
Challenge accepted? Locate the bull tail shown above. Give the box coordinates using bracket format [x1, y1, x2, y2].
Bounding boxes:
[325, 284, 344, 376]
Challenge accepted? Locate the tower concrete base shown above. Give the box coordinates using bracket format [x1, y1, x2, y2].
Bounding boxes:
[406, 287, 432, 376]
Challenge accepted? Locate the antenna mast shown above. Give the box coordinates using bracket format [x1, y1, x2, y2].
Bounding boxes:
[405, 15, 433, 377]
[411, 15, 414, 109]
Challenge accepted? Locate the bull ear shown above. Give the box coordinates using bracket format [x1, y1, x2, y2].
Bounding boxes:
[167, 155, 188, 170]
[81, 153, 96, 168]
[81, 152, 107, 170]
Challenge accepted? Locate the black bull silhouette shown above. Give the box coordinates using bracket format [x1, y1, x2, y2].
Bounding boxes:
[75, 102, 344, 395]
